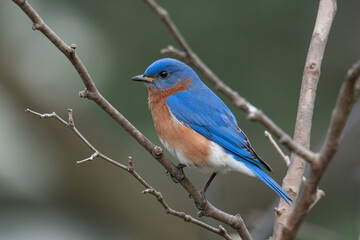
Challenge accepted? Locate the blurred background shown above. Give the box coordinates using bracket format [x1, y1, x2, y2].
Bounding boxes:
[1, 0, 359, 239]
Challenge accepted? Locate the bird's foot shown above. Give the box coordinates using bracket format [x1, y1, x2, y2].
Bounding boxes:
[177, 163, 186, 174]
[194, 191, 207, 210]
[166, 163, 186, 183]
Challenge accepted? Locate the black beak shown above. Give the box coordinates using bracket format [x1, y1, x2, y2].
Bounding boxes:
[131, 75, 156, 83]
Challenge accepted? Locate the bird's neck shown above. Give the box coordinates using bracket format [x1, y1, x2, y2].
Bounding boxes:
[147, 79, 192, 109]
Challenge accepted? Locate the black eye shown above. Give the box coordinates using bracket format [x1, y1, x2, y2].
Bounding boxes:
[159, 70, 168, 78]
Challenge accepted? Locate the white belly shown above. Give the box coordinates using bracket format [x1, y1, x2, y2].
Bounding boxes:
[160, 138, 255, 177]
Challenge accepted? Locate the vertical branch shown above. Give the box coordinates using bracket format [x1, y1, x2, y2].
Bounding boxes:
[281, 60, 360, 240]
[272, 0, 337, 239]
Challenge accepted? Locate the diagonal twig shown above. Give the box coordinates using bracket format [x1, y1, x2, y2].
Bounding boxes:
[265, 131, 290, 166]
[264, 131, 325, 213]
[26, 108, 232, 240]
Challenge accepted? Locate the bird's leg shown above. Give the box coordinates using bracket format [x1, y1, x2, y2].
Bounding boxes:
[189, 172, 218, 199]
[166, 163, 186, 183]
[201, 172, 217, 196]
[191, 172, 217, 210]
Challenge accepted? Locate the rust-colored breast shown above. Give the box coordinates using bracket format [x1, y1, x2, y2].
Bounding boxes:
[147, 81, 210, 166]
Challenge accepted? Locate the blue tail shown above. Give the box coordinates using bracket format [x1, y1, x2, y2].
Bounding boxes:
[247, 163, 293, 204]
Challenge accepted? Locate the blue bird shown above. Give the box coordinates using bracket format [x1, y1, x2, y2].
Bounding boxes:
[132, 58, 292, 204]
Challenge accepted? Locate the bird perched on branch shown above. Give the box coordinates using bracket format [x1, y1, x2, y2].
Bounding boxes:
[132, 58, 292, 204]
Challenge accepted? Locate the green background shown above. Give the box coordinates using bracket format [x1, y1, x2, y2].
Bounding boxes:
[0, 0, 359, 239]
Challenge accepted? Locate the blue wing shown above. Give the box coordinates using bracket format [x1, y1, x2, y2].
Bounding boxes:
[166, 88, 272, 172]
[167, 88, 293, 204]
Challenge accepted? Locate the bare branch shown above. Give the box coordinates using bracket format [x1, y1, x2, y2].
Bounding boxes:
[143, 0, 192, 56]
[26, 109, 231, 239]
[265, 131, 290, 166]
[274, 1, 337, 239]
[257, 132, 324, 238]
[142, 188, 232, 240]
[321, 59, 360, 161]
[14, 1, 251, 239]
[265, 130, 326, 210]
[281, 58, 360, 239]
[161, 45, 187, 60]
[265, 131, 309, 184]
[12, 1, 97, 93]
[144, 0, 317, 164]
[77, 151, 99, 164]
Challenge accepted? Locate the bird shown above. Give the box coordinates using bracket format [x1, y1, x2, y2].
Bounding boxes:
[132, 58, 292, 204]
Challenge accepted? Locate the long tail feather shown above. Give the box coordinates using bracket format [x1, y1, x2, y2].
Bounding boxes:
[247, 164, 293, 204]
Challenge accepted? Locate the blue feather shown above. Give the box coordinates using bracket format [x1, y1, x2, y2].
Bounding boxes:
[244, 161, 292, 203]
[140, 58, 292, 204]
[166, 80, 292, 204]
[166, 86, 272, 172]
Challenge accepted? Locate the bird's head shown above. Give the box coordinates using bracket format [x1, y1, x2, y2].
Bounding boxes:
[132, 58, 199, 90]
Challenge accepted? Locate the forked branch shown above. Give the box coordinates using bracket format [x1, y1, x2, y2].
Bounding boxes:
[274, 0, 337, 238]
[281, 58, 360, 239]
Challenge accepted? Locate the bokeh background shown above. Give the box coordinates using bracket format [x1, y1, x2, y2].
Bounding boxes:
[1, 0, 359, 239]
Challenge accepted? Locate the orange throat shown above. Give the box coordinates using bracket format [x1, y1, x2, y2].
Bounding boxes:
[147, 80, 211, 166]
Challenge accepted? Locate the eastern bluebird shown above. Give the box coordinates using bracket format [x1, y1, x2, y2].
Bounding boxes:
[132, 58, 292, 204]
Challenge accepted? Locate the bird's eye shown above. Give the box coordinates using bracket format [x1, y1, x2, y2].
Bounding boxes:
[159, 70, 168, 78]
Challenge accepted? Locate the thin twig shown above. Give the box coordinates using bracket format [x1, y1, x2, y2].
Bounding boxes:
[265, 131, 308, 183]
[26, 109, 232, 240]
[144, 0, 317, 164]
[265, 131, 290, 166]
[161, 45, 187, 59]
[77, 151, 99, 164]
[25, 108, 129, 171]
[264, 130, 325, 212]
[141, 188, 231, 239]
[14, 1, 251, 239]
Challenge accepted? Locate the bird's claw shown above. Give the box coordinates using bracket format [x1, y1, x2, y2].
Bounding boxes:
[195, 197, 207, 210]
[170, 175, 180, 183]
[195, 201, 204, 210]
[177, 163, 186, 172]
[166, 163, 186, 183]
[194, 190, 207, 210]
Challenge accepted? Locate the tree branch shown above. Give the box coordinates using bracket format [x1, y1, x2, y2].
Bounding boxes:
[281, 58, 360, 239]
[26, 109, 232, 240]
[14, 1, 251, 239]
[264, 130, 325, 214]
[144, 0, 317, 164]
[273, 1, 337, 238]
[264, 131, 291, 166]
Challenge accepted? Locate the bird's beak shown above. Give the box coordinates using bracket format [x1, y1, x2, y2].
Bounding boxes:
[131, 75, 156, 83]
